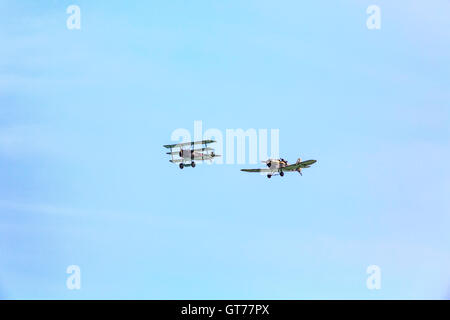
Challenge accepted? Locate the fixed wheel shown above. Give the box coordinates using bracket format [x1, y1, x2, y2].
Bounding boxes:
[191, 161, 196, 168]
[267, 174, 272, 179]
[280, 171, 284, 177]
[179, 163, 184, 169]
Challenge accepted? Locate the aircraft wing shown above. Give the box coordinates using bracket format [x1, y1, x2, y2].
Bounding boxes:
[166, 147, 215, 155]
[163, 140, 216, 149]
[192, 147, 214, 152]
[282, 160, 317, 171]
[169, 155, 221, 162]
[241, 168, 272, 173]
[192, 155, 221, 160]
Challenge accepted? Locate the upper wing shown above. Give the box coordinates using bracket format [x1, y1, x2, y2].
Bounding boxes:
[163, 140, 216, 149]
[241, 168, 272, 173]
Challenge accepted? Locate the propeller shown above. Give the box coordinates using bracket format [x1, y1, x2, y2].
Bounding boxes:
[260, 160, 270, 167]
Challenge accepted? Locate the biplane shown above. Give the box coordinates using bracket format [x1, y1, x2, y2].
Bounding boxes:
[241, 158, 317, 178]
[163, 139, 221, 169]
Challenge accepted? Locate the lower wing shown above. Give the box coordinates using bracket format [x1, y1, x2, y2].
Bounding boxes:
[170, 155, 221, 162]
[169, 159, 184, 163]
[192, 155, 220, 160]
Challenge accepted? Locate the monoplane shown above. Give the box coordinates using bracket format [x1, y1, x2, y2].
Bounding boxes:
[241, 158, 317, 178]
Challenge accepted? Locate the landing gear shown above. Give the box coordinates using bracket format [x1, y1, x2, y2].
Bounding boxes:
[280, 171, 284, 177]
[267, 174, 272, 179]
[191, 161, 196, 168]
[179, 163, 184, 169]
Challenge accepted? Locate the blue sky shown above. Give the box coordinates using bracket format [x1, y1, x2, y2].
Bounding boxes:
[1, 0, 449, 299]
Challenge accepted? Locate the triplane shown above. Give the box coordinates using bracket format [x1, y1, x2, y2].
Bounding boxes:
[163, 140, 221, 169]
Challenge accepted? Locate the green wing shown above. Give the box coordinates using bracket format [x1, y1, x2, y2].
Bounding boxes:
[241, 160, 316, 174]
[283, 160, 317, 171]
[241, 168, 272, 173]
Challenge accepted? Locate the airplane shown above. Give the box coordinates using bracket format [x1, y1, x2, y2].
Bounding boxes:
[241, 158, 317, 178]
[163, 139, 221, 169]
